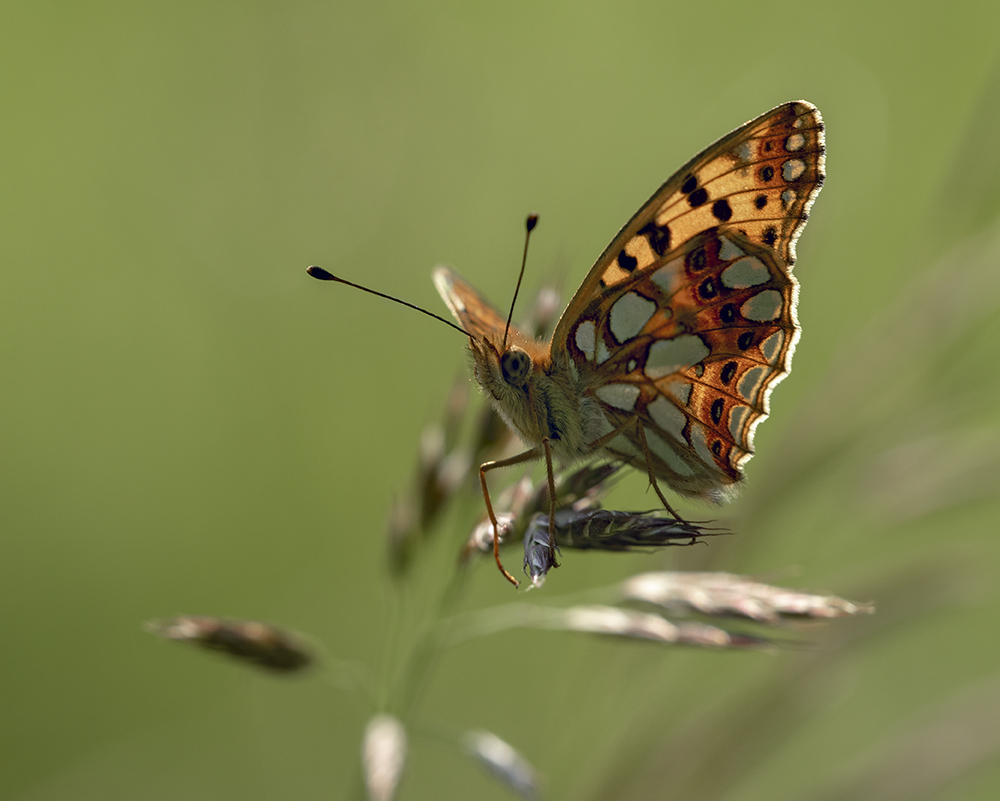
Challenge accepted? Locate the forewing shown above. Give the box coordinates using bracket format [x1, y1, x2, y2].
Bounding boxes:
[555, 101, 823, 334]
[434, 266, 509, 341]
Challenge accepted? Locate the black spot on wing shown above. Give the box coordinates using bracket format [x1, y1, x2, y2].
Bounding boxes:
[688, 187, 708, 208]
[617, 250, 638, 272]
[687, 247, 707, 272]
[710, 398, 724, 424]
[720, 361, 737, 385]
[638, 222, 671, 256]
[712, 199, 732, 221]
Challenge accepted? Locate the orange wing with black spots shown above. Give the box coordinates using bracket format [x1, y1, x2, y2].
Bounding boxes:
[553, 101, 824, 500]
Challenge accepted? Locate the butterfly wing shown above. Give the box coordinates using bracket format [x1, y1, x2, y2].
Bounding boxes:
[434, 266, 509, 341]
[552, 101, 825, 501]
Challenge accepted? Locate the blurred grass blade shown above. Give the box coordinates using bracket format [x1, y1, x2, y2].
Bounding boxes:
[362, 714, 407, 801]
[144, 616, 314, 674]
[463, 729, 539, 800]
[620, 572, 874, 623]
[449, 603, 770, 650]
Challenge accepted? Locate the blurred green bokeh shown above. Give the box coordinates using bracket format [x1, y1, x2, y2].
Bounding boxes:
[3, 2, 1000, 799]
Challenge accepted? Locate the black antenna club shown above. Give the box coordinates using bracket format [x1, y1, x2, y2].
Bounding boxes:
[502, 213, 539, 352]
[306, 266, 470, 337]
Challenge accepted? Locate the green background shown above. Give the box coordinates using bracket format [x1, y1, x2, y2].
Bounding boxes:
[3, 1, 1000, 799]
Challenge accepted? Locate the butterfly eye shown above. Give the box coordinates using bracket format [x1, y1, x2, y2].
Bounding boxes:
[500, 347, 532, 386]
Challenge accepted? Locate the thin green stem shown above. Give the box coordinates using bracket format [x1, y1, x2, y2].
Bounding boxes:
[387, 563, 472, 721]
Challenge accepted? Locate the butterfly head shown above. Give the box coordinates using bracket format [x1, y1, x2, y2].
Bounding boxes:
[463, 317, 543, 397]
[499, 345, 531, 387]
[435, 266, 556, 441]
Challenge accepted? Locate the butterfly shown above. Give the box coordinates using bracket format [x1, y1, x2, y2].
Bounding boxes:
[434, 101, 825, 586]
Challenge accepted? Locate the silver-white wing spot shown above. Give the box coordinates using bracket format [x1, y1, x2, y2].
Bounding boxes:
[718, 236, 745, 261]
[648, 395, 687, 442]
[781, 189, 796, 209]
[782, 159, 806, 181]
[651, 257, 685, 293]
[740, 290, 783, 321]
[728, 404, 751, 442]
[668, 381, 692, 406]
[721, 257, 769, 289]
[645, 427, 694, 476]
[596, 383, 640, 411]
[785, 133, 805, 151]
[645, 335, 710, 379]
[688, 422, 716, 468]
[737, 366, 768, 402]
[592, 408, 639, 456]
[760, 330, 785, 362]
[575, 320, 596, 360]
[609, 292, 656, 344]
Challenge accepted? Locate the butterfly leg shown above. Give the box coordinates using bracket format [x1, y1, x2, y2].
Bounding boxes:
[634, 420, 687, 522]
[479, 446, 542, 587]
[541, 437, 560, 568]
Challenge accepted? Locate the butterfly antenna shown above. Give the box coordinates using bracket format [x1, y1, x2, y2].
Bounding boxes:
[306, 266, 470, 337]
[502, 213, 538, 352]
